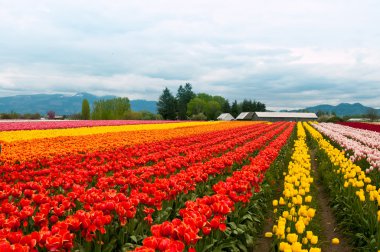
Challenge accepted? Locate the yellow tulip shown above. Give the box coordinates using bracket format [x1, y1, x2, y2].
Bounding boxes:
[286, 233, 298, 244]
[309, 248, 321, 252]
[305, 195, 312, 203]
[310, 235, 318, 244]
[291, 242, 302, 251]
[307, 208, 316, 218]
[332, 238, 340, 244]
[306, 231, 313, 240]
[273, 200, 278, 207]
[265, 232, 273, 238]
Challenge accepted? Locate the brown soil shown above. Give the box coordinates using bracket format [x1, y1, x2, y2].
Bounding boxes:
[310, 150, 352, 252]
[252, 216, 274, 252]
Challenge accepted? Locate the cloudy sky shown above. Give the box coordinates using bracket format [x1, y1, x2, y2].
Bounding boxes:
[1, 0, 379, 110]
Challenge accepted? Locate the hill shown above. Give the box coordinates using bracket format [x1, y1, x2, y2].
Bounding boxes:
[0, 93, 157, 115]
[293, 103, 380, 117]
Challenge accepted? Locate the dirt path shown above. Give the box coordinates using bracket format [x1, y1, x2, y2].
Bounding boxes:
[252, 215, 273, 252]
[310, 149, 352, 252]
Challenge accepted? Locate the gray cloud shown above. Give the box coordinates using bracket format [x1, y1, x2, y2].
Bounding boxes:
[0, 0, 380, 110]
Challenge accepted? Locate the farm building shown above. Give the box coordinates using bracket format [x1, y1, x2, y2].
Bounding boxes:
[236, 112, 254, 120]
[253, 112, 318, 122]
[217, 113, 235, 121]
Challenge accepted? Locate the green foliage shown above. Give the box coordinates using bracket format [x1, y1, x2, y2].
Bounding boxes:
[68, 113, 82, 120]
[326, 116, 344, 123]
[124, 110, 162, 120]
[187, 98, 207, 116]
[176, 83, 195, 120]
[157, 87, 177, 120]
[0, 112, 41, 120]
[206, 100, 222, 120]
[222, 99, 231, 113]
[230, 100, 239, 118]
[157, 83, 266, 121]
[81, 99, 90, 120]
[91, 97, 131, 120]
[190, 112, 207, 121]
[241, 99, 266, 112]
[197, 93, 213, 102]
[187, 95, 226, 120]
[366, 108, 379, 122]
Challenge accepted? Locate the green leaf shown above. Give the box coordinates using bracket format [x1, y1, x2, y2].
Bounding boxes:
[228, 222, 237, 230]
[130, 235, 137, 243]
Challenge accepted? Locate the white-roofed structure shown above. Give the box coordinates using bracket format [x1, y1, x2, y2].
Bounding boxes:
[217, 113, 235, 121]
[253, 112, 318, 122]
[236, 112, 254, 120]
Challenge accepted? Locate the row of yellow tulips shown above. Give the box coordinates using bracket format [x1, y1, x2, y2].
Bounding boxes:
[304, 122, 380, 250]
[267, 122, 321, 252]
[304, 122, 379, 211]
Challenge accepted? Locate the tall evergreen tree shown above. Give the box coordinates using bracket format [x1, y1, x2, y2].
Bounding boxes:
[157, 87, 177, 120]
[241, 99, 252, 112]
[256, 101, 266, 111]
[81, 99, 90, 120]
[176, 83, 195, 120]
[230, 100, 239, 118]
[222, 100, 231, 113]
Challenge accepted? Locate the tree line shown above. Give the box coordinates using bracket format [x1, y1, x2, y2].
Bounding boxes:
[78, 97, 161, 120]
[157, 83, 266, 120]
[0, 112, 41, 120]
[0, 85, 266, 121]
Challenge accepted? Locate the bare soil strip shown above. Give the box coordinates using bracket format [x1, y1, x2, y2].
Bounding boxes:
[252, 216, 273, 252]
[310, 150, 352, 252]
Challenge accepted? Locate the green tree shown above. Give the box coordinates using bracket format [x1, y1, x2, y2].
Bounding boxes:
[190, 113, 207, 121]
[230, 100, 239, 118]
[157, 87, 177, 120]
[256, 101, 266, 111]
[206, 100, 221, 120]
[212, 96, 227, 107]
[241, 99, 251, 112]
[92, 97, 130, 120]
[81, 99, 90, 120]
[366, 108, 379, 122]
[176, 83, 195, 120]
[222, 100, 231, 113]
[197, 93, 213, 102]
[187, 97, 207, 116]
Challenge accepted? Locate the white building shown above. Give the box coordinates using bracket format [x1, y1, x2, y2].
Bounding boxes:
[253, 112, 318, 122]
[236, 112, 254, 120]
[217, 113, 235, 121]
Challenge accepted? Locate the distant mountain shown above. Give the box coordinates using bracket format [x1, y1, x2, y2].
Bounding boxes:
[0, 93, 157, 115]
[130, 100, 157, 113]
[291, 103, 380, 117]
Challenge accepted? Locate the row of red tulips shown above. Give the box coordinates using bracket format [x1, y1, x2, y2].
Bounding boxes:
[134, 122, 295, 251]
[1, 124, 265, 196]
[338, 122, 380, 133]
[1, 123, 260, 176]
[0, 123, 285, 251]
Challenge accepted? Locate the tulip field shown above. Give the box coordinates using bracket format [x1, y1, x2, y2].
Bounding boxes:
[0, 120, 379, 251]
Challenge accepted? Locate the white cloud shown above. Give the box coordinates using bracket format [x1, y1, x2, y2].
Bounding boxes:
[0, 0, 380, 109]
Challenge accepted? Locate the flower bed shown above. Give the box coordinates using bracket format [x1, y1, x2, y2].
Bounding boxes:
[0, 122, 292, 251]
